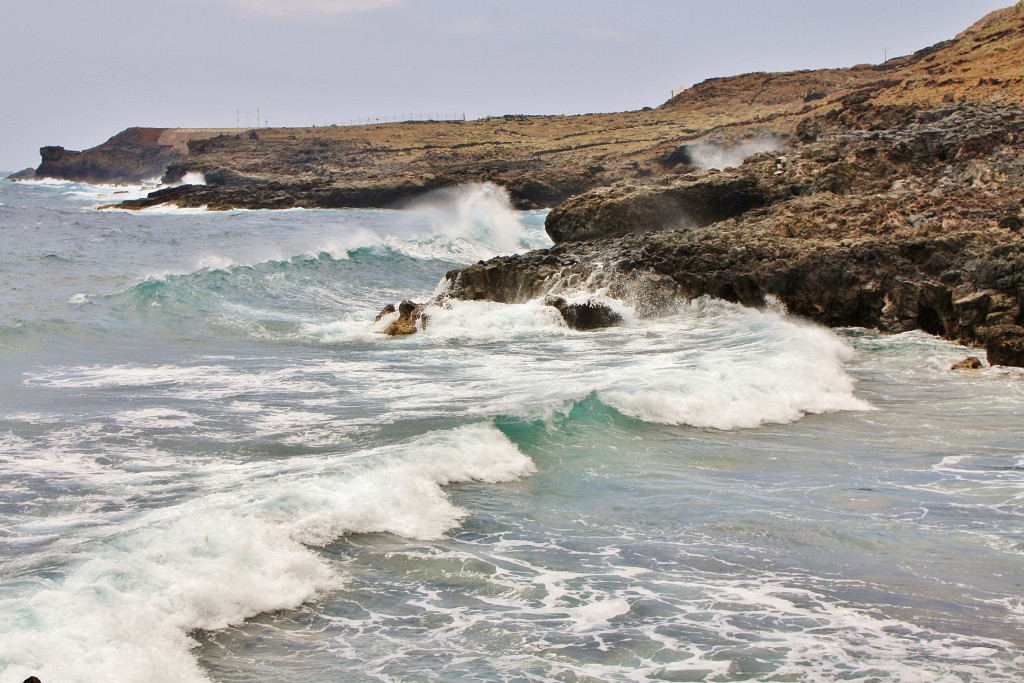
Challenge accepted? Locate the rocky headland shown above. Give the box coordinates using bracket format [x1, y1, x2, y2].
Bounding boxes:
[9, 6, 1024, 364]
[445, 101, 1024, 366]
[430, 7, 1024, 367]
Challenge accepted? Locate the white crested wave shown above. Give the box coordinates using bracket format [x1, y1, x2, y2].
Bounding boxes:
[400, 182, 548, 256]
[597, 311, 872, 429]
[0, 423, 534, 683]
[308, 295, 871, 430]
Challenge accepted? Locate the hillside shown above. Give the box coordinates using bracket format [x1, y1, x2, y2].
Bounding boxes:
[14, 7, 1024, 210]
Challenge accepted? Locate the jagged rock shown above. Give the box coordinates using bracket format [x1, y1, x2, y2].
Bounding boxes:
[440, 102, 1024, 366]
[982, 325, 1024, 368]
[951, 356, 984, 370]
[544, 296, 623, 330]
[374, 303, 396, 322]
[382, 300, 424, 336]
[4, 167, 36, 181]
[545, 171, 783, 244]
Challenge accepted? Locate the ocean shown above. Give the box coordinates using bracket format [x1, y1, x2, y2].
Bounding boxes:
[0, 178, 1022, 682]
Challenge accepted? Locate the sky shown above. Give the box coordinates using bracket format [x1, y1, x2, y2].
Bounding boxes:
[0, 0, 1012, 170]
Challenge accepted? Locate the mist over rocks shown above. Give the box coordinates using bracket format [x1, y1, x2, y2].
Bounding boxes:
[4, 167, 36, 181]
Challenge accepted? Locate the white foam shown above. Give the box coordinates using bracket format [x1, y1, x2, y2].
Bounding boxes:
[0, 423, 535, 683]
[422, 299, 569, 341]
[178, 172, 207, 186]
[113, 408, 200, 429]
[598, 300, 873, 429]
[133, 204, 213, 215]
[305, 295, 873, 429]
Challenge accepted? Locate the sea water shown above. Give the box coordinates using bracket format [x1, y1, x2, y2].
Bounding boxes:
[0, 178, 1022, 683]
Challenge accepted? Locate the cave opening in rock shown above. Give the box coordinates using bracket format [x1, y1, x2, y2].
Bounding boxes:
[918, 304, 946, 336]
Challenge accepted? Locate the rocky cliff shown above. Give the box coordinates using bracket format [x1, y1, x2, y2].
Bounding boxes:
[31, 128, 182, 183]
[445, 101, 1024, 364]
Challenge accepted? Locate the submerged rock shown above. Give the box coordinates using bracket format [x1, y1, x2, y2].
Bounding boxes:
[951, 356, 984, 371]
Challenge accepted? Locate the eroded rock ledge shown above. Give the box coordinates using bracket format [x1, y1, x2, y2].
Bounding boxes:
[443, 102, 1024, 366]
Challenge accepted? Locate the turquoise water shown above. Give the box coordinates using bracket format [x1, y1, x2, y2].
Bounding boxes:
[1, 179, 1022, 682]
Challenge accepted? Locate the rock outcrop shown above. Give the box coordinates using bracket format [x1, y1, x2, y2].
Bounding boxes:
[951, 356, 984, 370]
[378, 300, 427, 336]
[30, 128, 241, 185]
[442, 101, 1024, 365]
[544, 296, 624, 330]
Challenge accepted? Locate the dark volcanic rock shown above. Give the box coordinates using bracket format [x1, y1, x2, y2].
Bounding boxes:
[108, 180, 446, 211]
[441, 103, 1024, 366]
[545, 296, 623, 330]
[545, 171, 784, 243]
[982, 325, 1024, 368]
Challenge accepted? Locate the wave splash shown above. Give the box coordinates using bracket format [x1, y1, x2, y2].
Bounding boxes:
[313, 295, 872, 431]
[0, 424, 535, 683]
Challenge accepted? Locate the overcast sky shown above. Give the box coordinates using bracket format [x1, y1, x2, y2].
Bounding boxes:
[0, 0, 1010, 170]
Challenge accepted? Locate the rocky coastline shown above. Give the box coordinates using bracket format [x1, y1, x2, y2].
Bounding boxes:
[443, 101, 1024, 366]
[8, 6, 1024, 364]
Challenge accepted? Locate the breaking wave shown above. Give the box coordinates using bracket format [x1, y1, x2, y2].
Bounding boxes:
[0, 424, 534, 683]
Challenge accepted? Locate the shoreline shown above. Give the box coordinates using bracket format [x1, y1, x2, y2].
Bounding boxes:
[9, 6, 1024, 364]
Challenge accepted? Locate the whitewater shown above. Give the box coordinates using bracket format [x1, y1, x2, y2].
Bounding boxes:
[1, 178, 1022, 682]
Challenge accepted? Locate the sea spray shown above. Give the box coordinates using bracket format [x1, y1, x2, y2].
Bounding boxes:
[310, 295, 872, 429]
[400, 182, 544, 255]
[684, 136, 785, 171]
